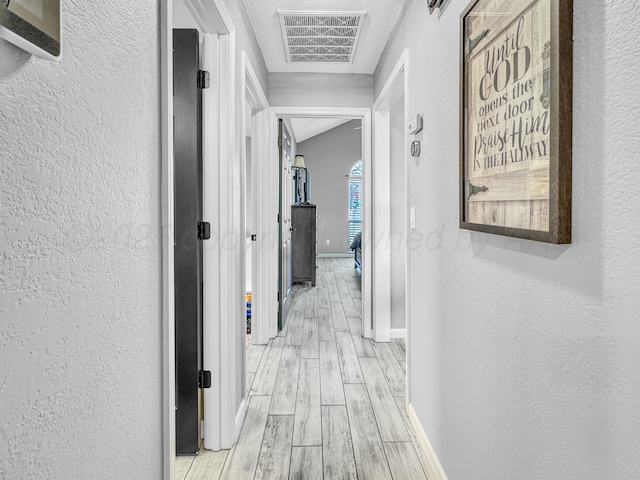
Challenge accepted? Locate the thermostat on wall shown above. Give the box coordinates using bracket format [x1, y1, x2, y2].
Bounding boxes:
[408, 114, 423, 135]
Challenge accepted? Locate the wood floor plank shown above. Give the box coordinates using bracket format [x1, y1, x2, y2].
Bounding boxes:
[342, 270, 355, 281]
[270, 346, 301, 415]
[398, 360, 406, 373]
[322, 406, 358, 479]
[394, 396, 433, 479]
[291, 289, 307, 310]
[250, 338, 284, 396]
[336, 277, 350, 295]
[327, 284, 341, 302]
[285, 310, 304, 346]
[318, 308, 335, 342]
[330, 302, 349, 332]
[340, 293, 359, 318]
[301, 318, 320, 359]
[246, 372, 255, 393]
[220, 395, 271, 480]
[305, 292, 318, 318]
[372, 342, 406, 396]
[389, 338, 406, 363]
[246, 342, 265, 373]
[289, 446, 323, 480]
[383, 442, 428, 480]
[255, 415, 295, 480]
[346, 316, 362, 335]
[184, 450, 228, 480]
[335, 331, 364, 384]
[319, 341, 345, 405]
[354, 297, 362, 316]
[278, 309, 290, 337]
[175, 456, 195, 480]
[344, 384, 392, 480]
[316, 287, 330, 310]
[346, 317, 376, 358]
[347, 281, 362, 299]
[293, 359, 322, 446]
[359, 358, 410, 442]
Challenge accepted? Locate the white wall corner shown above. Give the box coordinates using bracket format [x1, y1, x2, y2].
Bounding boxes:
[234, 397, 248, 444]
[407, 404, 449, 480]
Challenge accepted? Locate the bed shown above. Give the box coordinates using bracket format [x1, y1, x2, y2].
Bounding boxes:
[350, 231, 362, 275]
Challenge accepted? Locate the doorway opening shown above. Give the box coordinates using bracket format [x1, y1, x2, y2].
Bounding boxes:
[271, 108, 372, 341]
[372, 49, 410, 401]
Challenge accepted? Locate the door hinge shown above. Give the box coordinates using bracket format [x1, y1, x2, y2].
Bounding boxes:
[199, 370, 212, 389]
[198, 221, 211, 240]
[277, 292, 280, 302]
[251, 234, 257, 242]
[278, 137, 282, 147]
[197, 70, 210, 89]
[277, 213, 280, 223]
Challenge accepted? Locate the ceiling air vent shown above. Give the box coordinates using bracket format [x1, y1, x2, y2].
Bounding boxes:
[278, 11, 367, 63]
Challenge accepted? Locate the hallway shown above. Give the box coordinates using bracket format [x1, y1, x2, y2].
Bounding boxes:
[176, 258, 426, 479]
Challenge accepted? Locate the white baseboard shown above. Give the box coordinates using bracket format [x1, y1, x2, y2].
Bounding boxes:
[390, 328, 407, 339]
[407, 403, 449, 480]
[317, 253, 352, 258]
[234, 397, 248, 444]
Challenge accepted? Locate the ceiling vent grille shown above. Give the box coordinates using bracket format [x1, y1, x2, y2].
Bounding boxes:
[278, 11, 367, 63]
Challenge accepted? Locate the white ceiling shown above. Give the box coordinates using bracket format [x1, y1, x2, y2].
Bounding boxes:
[242, 0, 407, 74]
[289, 118, 352, 143]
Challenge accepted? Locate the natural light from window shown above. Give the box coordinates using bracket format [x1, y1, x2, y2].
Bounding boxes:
[348, 160, 362, 248]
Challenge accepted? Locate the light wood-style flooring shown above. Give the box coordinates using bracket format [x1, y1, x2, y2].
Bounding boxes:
[176, 257, 427, 479]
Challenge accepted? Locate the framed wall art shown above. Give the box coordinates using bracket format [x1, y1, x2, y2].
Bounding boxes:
[0, 0, 61, 60]
[459, 0, 572, 244]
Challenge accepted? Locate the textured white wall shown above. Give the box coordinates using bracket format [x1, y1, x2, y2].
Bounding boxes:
[0, 1, 162, 478]
[376, 1, 640, 479]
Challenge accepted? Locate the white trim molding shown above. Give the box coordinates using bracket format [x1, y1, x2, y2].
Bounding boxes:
[183, 0, 234, 33]
[390, 328, 407, 339]
[160, 1, 175, 477]
[407, 403, 449, 480]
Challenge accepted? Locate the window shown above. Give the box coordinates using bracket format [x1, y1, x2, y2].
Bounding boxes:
[348, 160, 362, 247]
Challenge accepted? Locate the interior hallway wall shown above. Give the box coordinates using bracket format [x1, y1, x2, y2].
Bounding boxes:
[269, 72, 373, 107]
[0, 2, 162, 478]
[298, 120, 362, 255]
[375, 1, 640, 479]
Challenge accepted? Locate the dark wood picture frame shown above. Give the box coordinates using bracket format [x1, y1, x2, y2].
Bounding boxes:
[0, 0, 61, 60]
[459, 0, 572, 244]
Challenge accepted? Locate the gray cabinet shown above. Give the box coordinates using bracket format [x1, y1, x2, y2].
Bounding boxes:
[291, 204, 316, 286]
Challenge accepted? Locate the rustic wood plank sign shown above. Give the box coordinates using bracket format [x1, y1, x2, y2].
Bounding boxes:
[460, 0, 572, 243]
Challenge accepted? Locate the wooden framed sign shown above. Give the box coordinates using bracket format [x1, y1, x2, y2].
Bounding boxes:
[460, 0, 572, 244]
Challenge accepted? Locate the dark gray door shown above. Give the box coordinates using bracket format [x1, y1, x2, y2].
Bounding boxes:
[173, 29, 203, 456]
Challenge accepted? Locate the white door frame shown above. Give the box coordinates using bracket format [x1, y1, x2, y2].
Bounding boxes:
[373, 49, 411, 400]
[268, 107, 373, 339]
[242, 53, 272, 347]
[161, 0, 237, 477]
